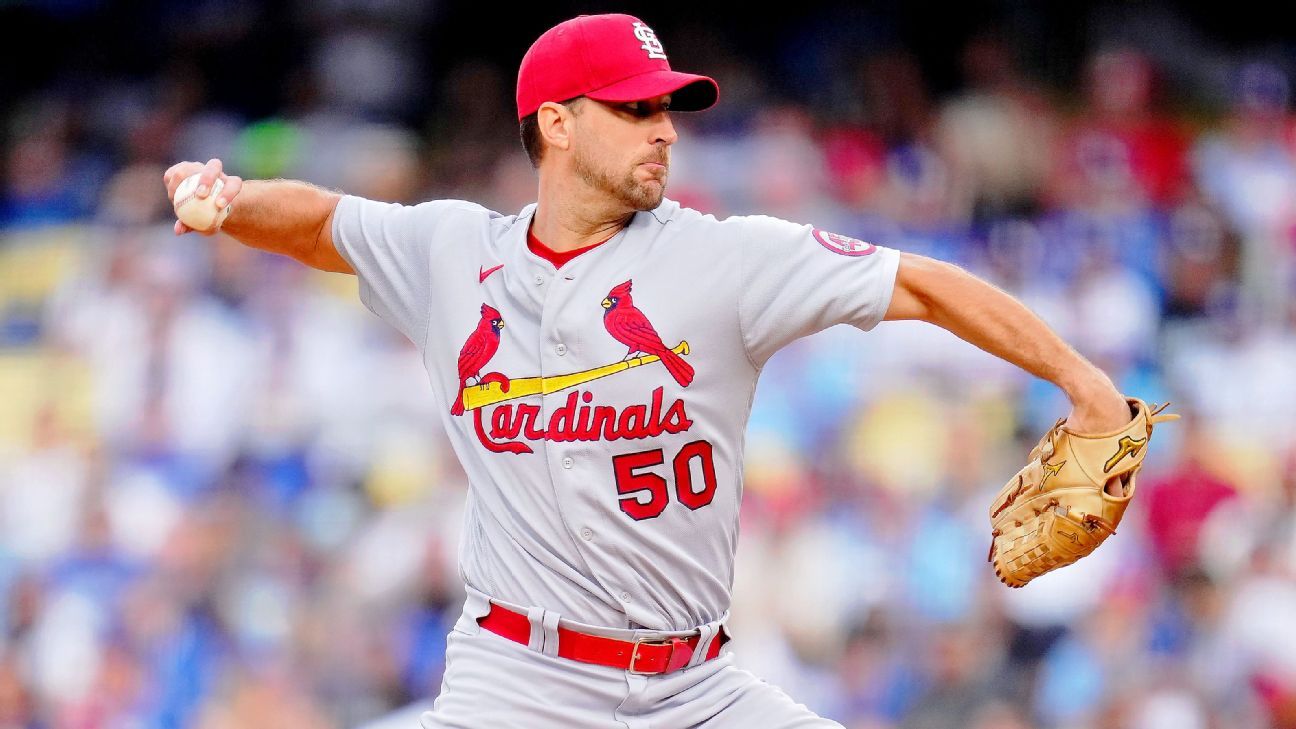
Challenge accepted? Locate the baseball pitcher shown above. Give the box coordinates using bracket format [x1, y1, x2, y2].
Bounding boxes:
[162, 14, 1167, 728]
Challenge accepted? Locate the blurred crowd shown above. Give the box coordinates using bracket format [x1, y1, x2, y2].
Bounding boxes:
[3, 4, 1296, 729]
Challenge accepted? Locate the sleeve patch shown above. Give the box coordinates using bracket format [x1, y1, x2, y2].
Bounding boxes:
[812, 228, 876, 257]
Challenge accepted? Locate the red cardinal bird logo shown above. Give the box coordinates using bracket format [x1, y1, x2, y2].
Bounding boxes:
[601, 280, 693, 388]
[452, 303, 505, 415]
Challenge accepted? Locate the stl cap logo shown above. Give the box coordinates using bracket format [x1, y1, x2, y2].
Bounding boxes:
[812, 229, 876, 257]
[632, 22, 668, 60]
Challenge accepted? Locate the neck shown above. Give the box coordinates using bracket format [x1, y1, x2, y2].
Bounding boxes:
[532, 167, 636, 253]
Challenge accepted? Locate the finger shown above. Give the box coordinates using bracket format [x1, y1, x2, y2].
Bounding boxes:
[174, 220, 191, 235]
[198, 158, 224, 198]
[164, 163, 188, 197]
[216, 175, 242, 209]
[164, 161, 202, 198]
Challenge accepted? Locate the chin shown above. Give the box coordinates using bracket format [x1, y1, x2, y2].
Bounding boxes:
[632, 180, 667, 211]
[632, 191, 664, 211]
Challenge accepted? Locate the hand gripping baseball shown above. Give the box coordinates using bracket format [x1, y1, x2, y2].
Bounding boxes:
[163, 158, 244, 235]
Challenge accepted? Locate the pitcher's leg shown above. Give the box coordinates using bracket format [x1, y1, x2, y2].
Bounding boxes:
[637, 654, 844, 729]
[418, 628, 631, 729]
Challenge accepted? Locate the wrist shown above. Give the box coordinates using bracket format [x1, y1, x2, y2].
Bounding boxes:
[1057, 364, 1117, 405]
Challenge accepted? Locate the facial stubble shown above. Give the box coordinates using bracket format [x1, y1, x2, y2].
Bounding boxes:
[571, 143, 666, 212]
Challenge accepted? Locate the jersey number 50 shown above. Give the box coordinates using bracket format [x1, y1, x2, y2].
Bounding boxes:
[611, 440, 718, 520]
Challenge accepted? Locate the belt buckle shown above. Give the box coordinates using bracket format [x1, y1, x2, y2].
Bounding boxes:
[629, 636, 694, 675]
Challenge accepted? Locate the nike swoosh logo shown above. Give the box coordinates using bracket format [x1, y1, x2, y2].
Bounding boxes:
[479, 264, 504, 283]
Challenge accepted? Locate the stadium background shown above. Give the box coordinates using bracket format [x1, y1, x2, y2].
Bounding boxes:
[2, 1, 1296, 727]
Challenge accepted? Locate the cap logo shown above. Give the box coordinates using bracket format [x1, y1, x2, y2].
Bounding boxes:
[632, 22, 668, 60]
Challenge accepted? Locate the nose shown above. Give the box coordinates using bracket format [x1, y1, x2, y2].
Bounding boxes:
[652, 111, 678, 146]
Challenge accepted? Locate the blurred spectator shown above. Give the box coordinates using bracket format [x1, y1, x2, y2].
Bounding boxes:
[1193, 61, 1296, 325]
[1067, 232, 1162, 370]
[1047, 48, 1191, 212]
[898, 623, 1006, 729]
[936, 32, 1059, 221]
[1159, 199, 1239, 321]
[1, 105, 98, 227]
[1142, 417, 1239, 579]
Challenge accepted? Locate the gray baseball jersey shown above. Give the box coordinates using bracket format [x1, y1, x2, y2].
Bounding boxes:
[332, 196, 899, 632]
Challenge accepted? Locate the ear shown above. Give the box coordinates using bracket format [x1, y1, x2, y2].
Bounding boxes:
[537, 101, 577, 154]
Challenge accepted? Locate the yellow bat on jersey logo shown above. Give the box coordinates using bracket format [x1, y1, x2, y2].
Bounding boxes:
[461, 341, 691, 412]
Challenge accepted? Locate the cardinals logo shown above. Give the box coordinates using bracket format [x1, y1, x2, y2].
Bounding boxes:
[448, 284, 697, 455]
[451, 303, 506, 416]
[601, 280, 694, 387]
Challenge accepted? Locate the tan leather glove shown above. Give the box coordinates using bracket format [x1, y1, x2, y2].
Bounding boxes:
[988, 397, 1178, 588]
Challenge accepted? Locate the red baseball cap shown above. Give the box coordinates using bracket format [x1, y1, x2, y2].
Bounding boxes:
[516, 14, 719, 121]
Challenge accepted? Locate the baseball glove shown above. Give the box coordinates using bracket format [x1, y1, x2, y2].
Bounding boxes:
[988, 397, 1178, 588]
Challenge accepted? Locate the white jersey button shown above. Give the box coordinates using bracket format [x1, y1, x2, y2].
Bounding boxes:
[618, 591, 632, 603]
[533, 274, 544, 285]
[561, 456, 574, 469]
[580, 528, 593, 541]
[555, 343, 567, 356]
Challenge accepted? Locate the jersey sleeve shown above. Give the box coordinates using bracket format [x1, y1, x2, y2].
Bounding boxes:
[736, 215, 901, 368]
[330, 195, 462, 346]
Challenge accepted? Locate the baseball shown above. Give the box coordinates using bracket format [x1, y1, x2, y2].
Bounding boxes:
[172, 172, 231, 232]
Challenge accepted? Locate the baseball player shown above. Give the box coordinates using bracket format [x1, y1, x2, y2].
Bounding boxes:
[163, 13, 1133, 728]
